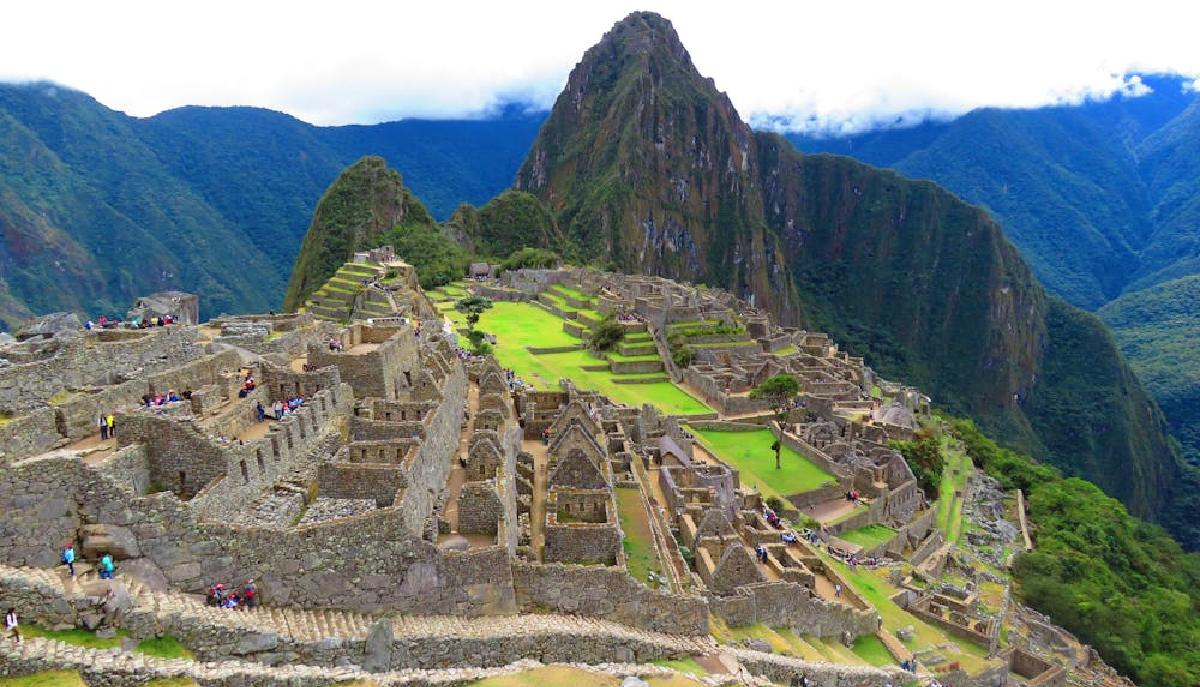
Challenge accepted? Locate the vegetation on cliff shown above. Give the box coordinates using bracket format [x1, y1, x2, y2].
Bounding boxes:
[948, 418, 1200, 687]
[511, 11, 1190, 546]
[0, 85, 544, 324]
[283, 157, 435, 310]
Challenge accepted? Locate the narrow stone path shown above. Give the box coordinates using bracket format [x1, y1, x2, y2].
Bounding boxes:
[441, 383, 480, 537]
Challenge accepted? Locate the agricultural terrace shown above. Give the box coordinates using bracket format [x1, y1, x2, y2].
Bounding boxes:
[936, 437, 973, 543]
[472, 300, 712, 416]
[837, 524, 897, 550]
[686, 426, 836, 501]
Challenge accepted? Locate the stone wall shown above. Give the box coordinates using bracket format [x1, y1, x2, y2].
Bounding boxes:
[709, 582, 880, 640]
[457, 481, 503, 536]
[0, 326, 201, 412]
[0, 407, 59, 463]
[317, 463, 406, 506]
[736, 652, 907, 687]
[306, 324, 418, 401]
[511, 563, 709, 636]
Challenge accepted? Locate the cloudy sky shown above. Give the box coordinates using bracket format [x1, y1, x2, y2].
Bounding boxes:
[3, 0, 1198, 133]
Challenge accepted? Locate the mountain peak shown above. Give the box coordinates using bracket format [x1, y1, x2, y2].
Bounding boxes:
[593, 12, 690, 64]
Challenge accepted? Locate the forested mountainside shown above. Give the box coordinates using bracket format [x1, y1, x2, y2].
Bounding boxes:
[1100, 274, 1200, 465]
[788, 75, 1199, 311]
[283, 156, 435, 310]
[0, 83, 543, 324]
[507, 11, 1194, 548]
[789, 74, 1200, 508]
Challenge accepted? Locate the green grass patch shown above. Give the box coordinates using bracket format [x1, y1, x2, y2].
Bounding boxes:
[608, 352, 662, 363]
[549, 284, 593, 302]
[687, 341, 757, 349]
[20, 625, 126, 649]
[616, 487, 663, 583]
[649, 658, 708, 676]
[838, 524, 897, 550]
[935, 439, 972, 542]
[852, 634, 894, 666]
[820, 554, 990, 674]
[688, 426, 836, 498]
[0, 672, 87, 687]
[770, 345, 799, 356]
[478, 302, 711, 416]
[135, 635, 194, 660]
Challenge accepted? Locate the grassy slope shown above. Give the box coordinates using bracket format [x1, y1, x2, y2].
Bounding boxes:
[838, 524, 898, 550]
[478, 302, 710, 415]
[688, 427, 836, 498]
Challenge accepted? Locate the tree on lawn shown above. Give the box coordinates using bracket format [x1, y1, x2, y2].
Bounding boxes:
[456, 295, 493, 354]
[750, 374, 802, 470]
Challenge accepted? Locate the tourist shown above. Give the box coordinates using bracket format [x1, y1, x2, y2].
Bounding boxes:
[98, 315, 108, 327]
[98, 553, 115, 580]
[85, 320, 93, 331]
[106, 413, 115, 438]
[208, 583, 226, 607]
[256, 401, 265, 422]
[182, 386, 193, 400]
[62, 543, 75, 577]
[274, 401, 284, 421]
[243, 580, 256, 609]
[4, 608, 18, 643]
[98, 415, 108, 440]
[834, 583, 842, 597]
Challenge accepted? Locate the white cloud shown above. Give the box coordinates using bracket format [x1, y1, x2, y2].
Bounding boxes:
[1, 0, 1197, 132]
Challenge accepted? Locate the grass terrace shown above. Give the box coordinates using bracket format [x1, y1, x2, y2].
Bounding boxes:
[838, 524, 897, 550]
[851, 635, 895, 667]
[820, 553, 991, 674]
[478, 302, 711, 416]
[936, 438, 972, 542]
[616, 486, 664, 583]
[687, 426, 836, 500]
[770, 345, 799, 356]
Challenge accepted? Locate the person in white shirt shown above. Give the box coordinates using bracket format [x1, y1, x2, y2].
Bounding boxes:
[4, 608, 18, 643]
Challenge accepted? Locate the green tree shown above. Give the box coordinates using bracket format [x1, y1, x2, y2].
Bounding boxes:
[587, 314, 625, 352]
[456, 295, 493, 354]
[750, 374, 802, 470]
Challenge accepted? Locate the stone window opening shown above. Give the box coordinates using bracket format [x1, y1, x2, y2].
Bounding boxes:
[178, 471, 186, 495]
[240, 460, 249, 483]
[256, 450, 265, 473]
[404, 371, 412, 387]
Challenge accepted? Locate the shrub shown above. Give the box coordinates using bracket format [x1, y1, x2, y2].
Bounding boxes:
[588, 315, 625, 352]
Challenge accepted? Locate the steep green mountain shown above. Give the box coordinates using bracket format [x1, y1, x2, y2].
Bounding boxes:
[513, 11, 1190, 545]
[0, 85, 282, 323]
[788, 76, 1198, 310]
[445, 190, 563, 259]
[1099, 275, 1200, 464]
[283, 156, 434, 310]
[0, 83, 545, 324]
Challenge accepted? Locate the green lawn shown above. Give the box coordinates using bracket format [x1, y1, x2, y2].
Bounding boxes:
[687, 427, 836, 498]
[852, 634, 894, 667]
[0, 673, 87, 687]
[478, 302, 711, 416]
[550, 284, 593, 302]
[616, 487, 663, 584]
[648, 658, 708, 676]
[770, 345, 799, 356]
[838, 524, 898, 550]
[19, 626, 193, 660]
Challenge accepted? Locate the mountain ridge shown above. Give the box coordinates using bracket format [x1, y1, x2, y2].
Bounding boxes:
[509, 11, 1191, 546]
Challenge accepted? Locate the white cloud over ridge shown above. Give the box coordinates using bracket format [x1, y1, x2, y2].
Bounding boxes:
[2, 0, 1198, 133]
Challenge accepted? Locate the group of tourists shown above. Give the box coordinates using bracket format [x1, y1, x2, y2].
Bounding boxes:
[96, 412, 117, 440]
[326, 338, 345, 352]
[753, 543, 771, 564]
[84, 314, 176, 331]
[271, 396, 306, 420]
[844, 489, 865, 506]
[237, 372, 256, 398]
[140, 389, 186, 408]
[206, 580, 257, 610]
